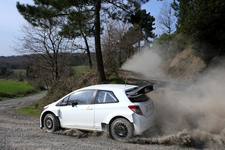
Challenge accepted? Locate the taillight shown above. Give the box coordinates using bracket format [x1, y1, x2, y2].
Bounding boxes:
[128, 105, 143, 116]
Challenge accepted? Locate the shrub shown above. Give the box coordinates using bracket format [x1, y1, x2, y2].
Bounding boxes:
[108, 75, 125, 84]
[152, 32, 177, 60]
[191, 42, 218, 63]
[28, 80, 46, 91]
[168, 34, 190, 58]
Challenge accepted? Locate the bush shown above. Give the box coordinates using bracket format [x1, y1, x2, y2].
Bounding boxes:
[167, 34, 190, 58]
[0, 92, 15, 98]
[152, 32, 178, 60]
[191, 42, 218, 63]
[28, 80, 46, 91]
[108, 75, 125, 84]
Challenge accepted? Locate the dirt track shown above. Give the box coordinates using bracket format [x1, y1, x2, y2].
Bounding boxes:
[0, 91, 223, 150]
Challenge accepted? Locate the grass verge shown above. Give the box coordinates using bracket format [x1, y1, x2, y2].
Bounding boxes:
[72, 66, 91, 74]
[18, 100, 42, 116]
[108, 75, 125, 84]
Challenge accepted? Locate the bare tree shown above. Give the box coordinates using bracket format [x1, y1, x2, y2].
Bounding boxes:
[15, 24, 74, 83]
[102, 21, 128, 68]
[102, 21, 142, 68]
[157, 0, 176, 35]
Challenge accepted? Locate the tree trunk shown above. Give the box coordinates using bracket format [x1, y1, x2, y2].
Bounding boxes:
[119, 49, 122, 67]
[82, 33, 92, 68]
[94, 0, 106, 83]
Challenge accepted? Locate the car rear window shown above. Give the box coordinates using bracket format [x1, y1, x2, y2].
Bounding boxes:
[128, 94, 149, 102]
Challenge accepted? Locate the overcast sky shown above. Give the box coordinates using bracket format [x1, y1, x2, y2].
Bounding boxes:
[0, 0, 163, 56]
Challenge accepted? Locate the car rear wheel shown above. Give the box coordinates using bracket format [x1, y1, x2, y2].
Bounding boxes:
[110, 118, 133, 142]
[44, 113, 59, 133]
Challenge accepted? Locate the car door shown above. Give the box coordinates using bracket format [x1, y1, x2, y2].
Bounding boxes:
[59, 90, 96, 130]
[94, 90, 120, 130]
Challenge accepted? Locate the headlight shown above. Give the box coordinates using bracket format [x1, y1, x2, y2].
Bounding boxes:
[43, 105, 49, 110]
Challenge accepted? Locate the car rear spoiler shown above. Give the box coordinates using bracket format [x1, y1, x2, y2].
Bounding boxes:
[126, 84, 153, 98]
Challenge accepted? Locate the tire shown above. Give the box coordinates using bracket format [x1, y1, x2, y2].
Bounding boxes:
[43, 113, 59, 133]
[110, 118, 134, 142]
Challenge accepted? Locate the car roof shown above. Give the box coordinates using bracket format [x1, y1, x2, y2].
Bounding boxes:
[80, 84, 137, 91]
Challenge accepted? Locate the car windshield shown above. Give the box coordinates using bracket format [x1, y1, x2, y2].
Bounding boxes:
[128, 94, 149, 102]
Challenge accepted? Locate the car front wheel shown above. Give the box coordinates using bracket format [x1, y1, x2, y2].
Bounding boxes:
[110, 118, 133, 142]
[44, 113, 59, 133]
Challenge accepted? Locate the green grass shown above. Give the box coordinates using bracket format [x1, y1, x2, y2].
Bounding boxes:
[72, 66, 90, 74]
[18, 100, 42, 116]
[12, 69, 26, 75]
[108, 75, 125, 84]
[0, 79, 37, 100]
[0, 79, 33, 94]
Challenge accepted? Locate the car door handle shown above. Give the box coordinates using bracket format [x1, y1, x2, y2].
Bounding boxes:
[86, 107, 93, 110]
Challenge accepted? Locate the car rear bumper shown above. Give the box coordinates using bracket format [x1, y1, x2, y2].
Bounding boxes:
[132, 109, 156, 135]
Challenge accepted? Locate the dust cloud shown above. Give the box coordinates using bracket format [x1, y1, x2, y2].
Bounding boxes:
[122, 47, 162, 79]
[123, 48, 225, 146]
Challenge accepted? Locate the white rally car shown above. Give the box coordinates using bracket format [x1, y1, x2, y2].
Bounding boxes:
[40, 84, 156, 142]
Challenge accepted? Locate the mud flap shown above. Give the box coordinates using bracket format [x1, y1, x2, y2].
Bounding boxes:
[101, 123, 109, 134]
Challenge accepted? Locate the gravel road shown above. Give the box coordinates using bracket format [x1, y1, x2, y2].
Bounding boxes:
[0, 91, 223, 150]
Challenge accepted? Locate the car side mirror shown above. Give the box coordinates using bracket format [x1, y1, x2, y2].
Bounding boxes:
[72, 101, 78, 107]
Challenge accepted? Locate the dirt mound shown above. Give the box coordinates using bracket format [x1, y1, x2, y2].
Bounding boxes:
[162, 45, 206, 82]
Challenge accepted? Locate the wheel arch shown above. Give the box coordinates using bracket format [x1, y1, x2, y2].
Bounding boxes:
[102, 115, 134, 134]
[104, 112, 134, 124]
[109, 116, 132, 127]
[40, 111, 60, 129]
[108, 116, 134, 142]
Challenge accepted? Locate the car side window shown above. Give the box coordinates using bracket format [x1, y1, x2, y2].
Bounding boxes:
[67, 90, 95, 105]
[62, 96, 69, 104]
[95, 90, 118, 104]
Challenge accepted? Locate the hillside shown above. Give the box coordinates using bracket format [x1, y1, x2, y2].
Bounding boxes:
[0, 55, 26, 69]
[0, 53, 95, 70]
[161, 45, 206, 82]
